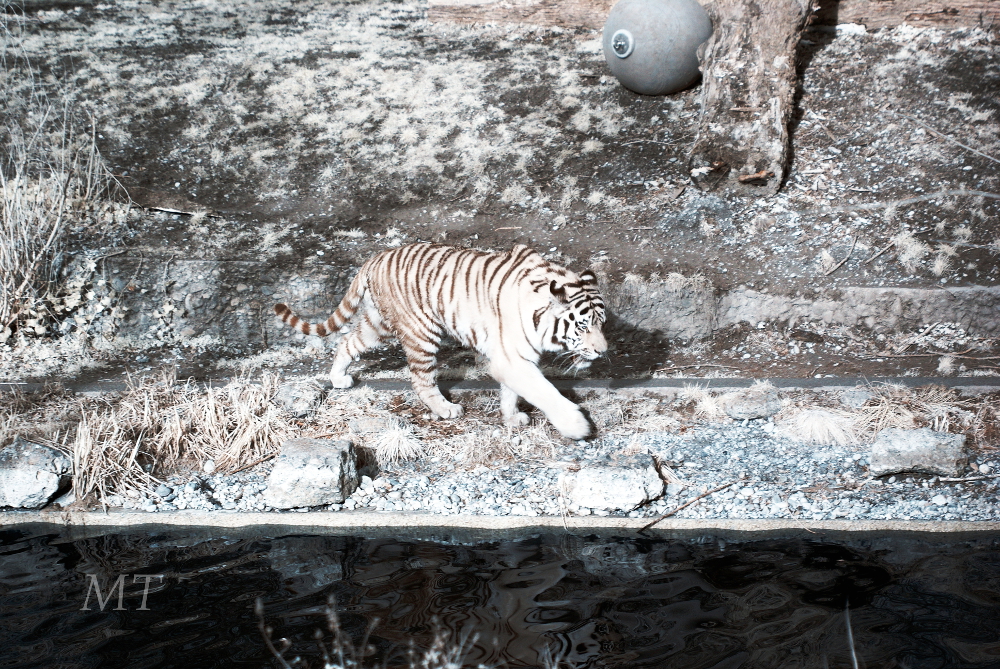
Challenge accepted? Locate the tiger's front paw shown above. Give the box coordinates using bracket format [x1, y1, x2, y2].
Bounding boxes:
[330, 374, 354, 389]
[551, 408, 591, 440]
[504, 411, 530, 427]
[429, 400, 464, 420]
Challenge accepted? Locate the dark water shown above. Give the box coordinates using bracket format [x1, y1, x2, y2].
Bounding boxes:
[1, 526, 1000, 669]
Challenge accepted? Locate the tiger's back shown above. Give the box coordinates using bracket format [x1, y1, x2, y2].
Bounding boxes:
[274, 243, 607, 439]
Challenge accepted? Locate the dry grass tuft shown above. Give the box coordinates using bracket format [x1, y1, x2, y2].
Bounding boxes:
[937, 355, 956, 375]
[0, 383, 80, 447]
[583, 392, 626, 431]
[777, 408, 858, 446]
[854, 383, 966, 438]
[580, 392, 682, 435]
[931, 252, 952, 277]
[332, 228, 365, 239]
[892, 231, 931, 272]
[73, 371, 292, 503]
[679, 384, 728, 421]
[450, 430, 510, 465]
[372, 417, 424, 466]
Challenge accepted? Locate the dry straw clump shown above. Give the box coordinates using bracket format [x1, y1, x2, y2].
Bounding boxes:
[371, 416, 424, 467]
[73, 371, 292, 504]
[777, 408, 858, 446]
[892, 230, 931, 272]
[775, 384, 992, 448]
[853, 383, 974, 439]
[0, 382, 80, 448]
[580, 391, 681, 435]
[679, 384, 728, 421]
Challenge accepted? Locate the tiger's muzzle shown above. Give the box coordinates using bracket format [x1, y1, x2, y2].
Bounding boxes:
[577, 327, 608, 360]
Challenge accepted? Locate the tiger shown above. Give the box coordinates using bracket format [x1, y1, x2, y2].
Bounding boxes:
[273, 242, 607, 440]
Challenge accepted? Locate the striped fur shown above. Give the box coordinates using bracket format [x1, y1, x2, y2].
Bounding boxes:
[274, 243, 607, 439]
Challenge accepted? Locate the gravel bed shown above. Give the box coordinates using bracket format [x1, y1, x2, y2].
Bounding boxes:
[108, 418, 1000, 522]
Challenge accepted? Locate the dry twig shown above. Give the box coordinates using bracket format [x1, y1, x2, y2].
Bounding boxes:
[640, 479, 739, 532]
[823, 236, 857, 276]
[937, 473, 1000, 483]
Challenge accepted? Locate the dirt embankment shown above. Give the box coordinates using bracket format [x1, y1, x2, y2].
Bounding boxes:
[1, 1, 998, 383]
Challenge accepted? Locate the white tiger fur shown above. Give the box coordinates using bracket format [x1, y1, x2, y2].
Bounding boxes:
[274, 243, 607, 439]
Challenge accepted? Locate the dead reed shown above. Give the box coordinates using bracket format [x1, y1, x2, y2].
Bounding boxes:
[72, 370, 292, 503]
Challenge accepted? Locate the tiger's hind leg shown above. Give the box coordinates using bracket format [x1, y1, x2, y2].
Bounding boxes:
[400, 336, 463, 420]
[500, 383, 529, 427]
[328, 309, 388, 389]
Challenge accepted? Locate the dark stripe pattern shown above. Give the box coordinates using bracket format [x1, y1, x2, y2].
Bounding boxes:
[274, 243, 605, 407]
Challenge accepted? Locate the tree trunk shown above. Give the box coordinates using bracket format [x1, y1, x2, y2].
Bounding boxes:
[687, 0, 811, 196]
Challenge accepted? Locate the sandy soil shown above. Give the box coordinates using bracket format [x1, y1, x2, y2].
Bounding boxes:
[10, 0, 999, 286]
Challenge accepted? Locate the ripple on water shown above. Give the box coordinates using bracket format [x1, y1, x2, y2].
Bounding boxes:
[1, 529, 999, 668]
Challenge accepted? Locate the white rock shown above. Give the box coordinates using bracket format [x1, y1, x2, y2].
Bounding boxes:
[263, 439, 359, 509]
[0, 437, 72, 509]
[723, 386, 781, 420]
[869, 428, 967, 478]
[561, 455, 664, 512]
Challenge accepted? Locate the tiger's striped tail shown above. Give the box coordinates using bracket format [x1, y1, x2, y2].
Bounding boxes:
[273, 271, 368, 337]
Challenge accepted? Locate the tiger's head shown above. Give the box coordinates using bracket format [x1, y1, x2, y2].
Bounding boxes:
[545, 270, 607, 369]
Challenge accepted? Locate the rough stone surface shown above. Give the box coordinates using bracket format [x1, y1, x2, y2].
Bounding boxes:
[275, 380, 326, 418]
[263, 439, 359, 509]
[604, 279, 1000, 344]
[718, 286, 1000, 338]
[102, 253, 1000, 350]
[561, 455, 664, 512]
[724, 386, 782, 420]
[0, 437, 72, 509]
[869, 428, 968, 478]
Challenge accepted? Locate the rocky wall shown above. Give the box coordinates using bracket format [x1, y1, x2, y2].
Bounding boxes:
[101, 255, 1000, 355]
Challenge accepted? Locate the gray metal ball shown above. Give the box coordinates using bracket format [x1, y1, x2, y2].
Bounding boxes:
[603, 0, 713, 96]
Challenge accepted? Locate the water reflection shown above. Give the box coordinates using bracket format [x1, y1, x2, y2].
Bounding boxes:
[0, 528, 999, 668]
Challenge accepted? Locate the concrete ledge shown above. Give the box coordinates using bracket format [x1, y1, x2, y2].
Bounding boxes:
[5, 511, 1000, 542]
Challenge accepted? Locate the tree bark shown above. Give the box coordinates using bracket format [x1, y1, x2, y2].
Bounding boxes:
[687, 0, 811, 196]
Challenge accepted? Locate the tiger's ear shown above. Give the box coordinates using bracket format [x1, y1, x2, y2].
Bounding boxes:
[549, 280, 568, 303]
[580, 270, 597, 285]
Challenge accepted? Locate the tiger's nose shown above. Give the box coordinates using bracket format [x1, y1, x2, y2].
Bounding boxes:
[590, 329, 608, 355]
